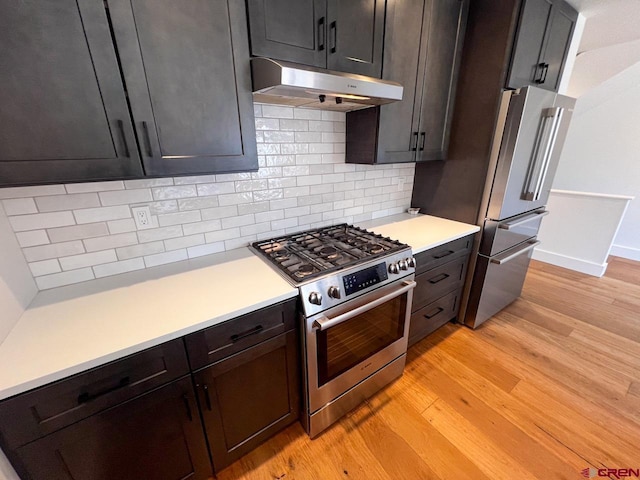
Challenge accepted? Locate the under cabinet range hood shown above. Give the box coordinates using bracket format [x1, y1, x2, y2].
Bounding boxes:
[250, 57, 403, 112]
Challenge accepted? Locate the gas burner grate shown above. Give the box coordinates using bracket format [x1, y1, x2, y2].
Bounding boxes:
[252, 224, 408, 284]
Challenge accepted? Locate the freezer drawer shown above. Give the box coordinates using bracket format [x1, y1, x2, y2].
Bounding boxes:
[481, 209, 548, 256]
[465, 239, 539, 329]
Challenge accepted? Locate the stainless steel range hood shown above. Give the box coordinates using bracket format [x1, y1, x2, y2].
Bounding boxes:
[250, 58, 403, 112]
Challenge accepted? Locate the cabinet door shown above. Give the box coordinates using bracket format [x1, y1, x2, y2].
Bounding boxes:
[506, 0, 553, 89]
[14, 377, 211, 480]
[108, 0, 257, 176]
[247, 0, 327, 68]
[0, 0, 142, 186]
[326, 0, 386, 77]
[416, 0, 468, 161]
[375, 0, 427, 164]
[538, 2, 576, 91]
[194, 331, 300, 471]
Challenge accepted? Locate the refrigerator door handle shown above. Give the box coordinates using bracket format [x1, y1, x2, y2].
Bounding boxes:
[522, 107, 564, 201]
[498, 210, 549, 230]
[490, 240, 541, 265]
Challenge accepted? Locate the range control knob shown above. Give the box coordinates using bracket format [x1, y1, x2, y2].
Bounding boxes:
[398, 259, 408, 271]
[308, 292, 323, 305]
[328, 286, 341, 299]
[388, 263, 399, 275]
[407, 257, 416, 268]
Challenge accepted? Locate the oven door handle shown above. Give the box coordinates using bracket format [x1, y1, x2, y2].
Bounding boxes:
[312, 280, 416, 331]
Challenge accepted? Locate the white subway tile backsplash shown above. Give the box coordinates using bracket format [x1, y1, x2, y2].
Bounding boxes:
[48, 223, 110, 243]
[124, 178, 174, 189]
[144, 249, 188, 268]
[16, 230, 50, 248]
[93, 258, 145, 278]
[5, 104, 414, 289]
[164, 234, 205, 251]
[152, 185, 197, 200]
[65, 181, 124, 193]
[196, 182, 235, 196]
[10, 211, 76, 232]
[262, 105, 294, 118]
[218, 192, 254, 206]
[2, 198, 37, 215]
[36, 268, 95, 290]
[187, 242, 225, 259]
[29, 259, 61, 277]
[116, 241, 165, 260]
[59, 250, 117, 271]
[293, 108, 322, 120]
[100, 188, 152, 206]
[158, 210, 201, 227]
[24, 241, 85, 262]
[107, 218, 137, 234]
[178, 196, 219, 211]
[84, 232, 138, 252]
[182, 219, 222, 235]
[0, 185, 66, 199]
[74, 205, 131, 224]
[137, 225, 183, 243]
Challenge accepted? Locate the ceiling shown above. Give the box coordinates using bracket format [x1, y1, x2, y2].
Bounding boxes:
[565, 0, 640, 96]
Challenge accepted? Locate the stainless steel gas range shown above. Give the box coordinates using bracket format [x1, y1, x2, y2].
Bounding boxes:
[252, 224, 416, 437]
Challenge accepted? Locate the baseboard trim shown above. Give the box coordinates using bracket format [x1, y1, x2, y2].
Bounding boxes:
[532, 248, 608, 277]
[609, 244, 640, 261]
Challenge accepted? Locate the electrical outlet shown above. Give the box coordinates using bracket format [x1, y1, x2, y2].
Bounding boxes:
[132, 206, 153, 230]
[397, 176, 406, 191]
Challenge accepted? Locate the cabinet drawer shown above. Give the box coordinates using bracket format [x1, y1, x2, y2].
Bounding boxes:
[415, 235, 473, 274]
[409, 290, 460, 347]
[185, 299, 297, 370]
[413, 256, 467, 311]
[0, 338, 189, 449]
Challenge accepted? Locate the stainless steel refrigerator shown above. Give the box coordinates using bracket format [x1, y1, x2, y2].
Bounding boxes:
[461, 86, 576, 328]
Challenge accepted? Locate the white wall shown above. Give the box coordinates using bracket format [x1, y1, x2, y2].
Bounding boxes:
[552, 61, 640, 261]
[0, 204, 37, 343]
[0, 204, 35, 479]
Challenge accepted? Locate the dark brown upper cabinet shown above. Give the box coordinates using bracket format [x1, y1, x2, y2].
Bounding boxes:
[0, 0, 143, 186]
[0, 0, 257, 187]
[345, 0, 469, 164]
[507, 0, 578, 92]
[246, 0, 385, 78]
[108, 0, 257, 177]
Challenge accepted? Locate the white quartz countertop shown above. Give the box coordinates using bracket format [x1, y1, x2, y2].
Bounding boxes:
[0, 213, 479, 401]
[360, 213, 480, 254]
[0, 248, 297, 400]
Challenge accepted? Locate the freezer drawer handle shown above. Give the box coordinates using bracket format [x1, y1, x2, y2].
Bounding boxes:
[522, 107, 564, 201]
[498, 210, 549, 230]
[490, 240, 540, 265]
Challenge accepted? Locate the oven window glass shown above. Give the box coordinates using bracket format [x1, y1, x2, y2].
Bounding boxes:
[316, 294, 407, 386]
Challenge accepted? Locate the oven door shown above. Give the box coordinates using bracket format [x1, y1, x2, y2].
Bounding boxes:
[305, 276, 415, 413]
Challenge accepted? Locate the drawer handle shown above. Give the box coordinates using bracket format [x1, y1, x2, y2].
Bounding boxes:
[424, 307, 444, 319]
[230, 324, 264, 343]
[182, 395, 193, 422]
[77, 376, 130, 404]
[318, 17, 325, 51]
[428, 273, 450, 284]
[433, 250, 454, 259]
[203, 384, 212, 411]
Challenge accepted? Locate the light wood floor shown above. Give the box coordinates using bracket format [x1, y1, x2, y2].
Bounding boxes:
[218, 257, 640, 480]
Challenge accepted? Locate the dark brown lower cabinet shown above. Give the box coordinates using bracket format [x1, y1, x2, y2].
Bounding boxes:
[193, 330, 300, 472]
[11, 376, 211, 480]
[408, 234, 473, 346]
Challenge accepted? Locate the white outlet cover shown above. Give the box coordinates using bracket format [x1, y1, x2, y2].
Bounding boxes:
[132, 206, 154, 230]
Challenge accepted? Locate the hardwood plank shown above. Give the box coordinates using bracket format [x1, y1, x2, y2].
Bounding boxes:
[606, 256, 640, 284]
